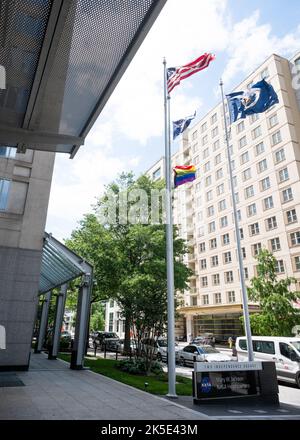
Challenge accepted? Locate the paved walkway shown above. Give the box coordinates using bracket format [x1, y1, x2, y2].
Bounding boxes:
[0, 353, 207, 420]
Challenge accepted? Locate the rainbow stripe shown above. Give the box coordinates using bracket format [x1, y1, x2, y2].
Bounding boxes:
[174, 165, 196, 187]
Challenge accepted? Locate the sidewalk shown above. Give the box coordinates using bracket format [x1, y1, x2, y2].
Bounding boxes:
[0, 353, 207, 420]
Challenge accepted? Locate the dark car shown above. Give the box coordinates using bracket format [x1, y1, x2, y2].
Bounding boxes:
[92, 331, 120, 351]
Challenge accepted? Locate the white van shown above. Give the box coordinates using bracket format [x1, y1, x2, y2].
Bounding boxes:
[236, 336, 300, 387]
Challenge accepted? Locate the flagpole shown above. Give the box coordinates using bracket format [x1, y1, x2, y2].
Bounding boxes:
[219, 79, 254, 362]
[163, 58, 177, 398]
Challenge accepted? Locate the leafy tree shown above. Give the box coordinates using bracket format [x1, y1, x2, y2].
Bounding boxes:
[247, 249, 300, 336]
[90, 302, 105, 332]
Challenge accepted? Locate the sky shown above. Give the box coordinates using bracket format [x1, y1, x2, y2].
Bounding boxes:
[46, 0, 300, 241]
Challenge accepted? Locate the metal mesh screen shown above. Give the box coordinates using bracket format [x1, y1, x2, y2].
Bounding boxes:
[0, 0, 52, 128]
[46, 0, 156, 136]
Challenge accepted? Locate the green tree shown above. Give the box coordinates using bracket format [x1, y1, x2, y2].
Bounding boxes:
[247, 249, 300, 336]
[90, 302, 105, 332]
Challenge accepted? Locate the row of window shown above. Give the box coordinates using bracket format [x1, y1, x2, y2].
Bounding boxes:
[190, 290, 236, 306]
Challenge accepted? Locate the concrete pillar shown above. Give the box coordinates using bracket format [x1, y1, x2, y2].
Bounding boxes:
[71, 274, 92, 370]
[48, 284, 67, 360]
[35, 291, 52, 353]
[186, 315, 193, 342]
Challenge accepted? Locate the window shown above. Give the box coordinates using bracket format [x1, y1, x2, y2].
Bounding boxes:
[272, 131, 282, 146]
[269, 113, 278, 128]
[203, 147, 209, 159]
[211, 255, 218, 267]
[208, 221, 216, 233]
[192, 130, 198, 140]
[266, 216, 277, 230]
[211, 113, 217, 124]
[286, 209, 297, 224]
[190, 296, 198, 306]
[275, 260, 285, 273]
[199, 242, 206, 253]
[245, 185, 254, 199]
[234, 192, 239, 204]
[278, 168, 289, 183]
[215, 153, 221, 165]
[194, 155, 200, 165]
[220, 216, 228, 228]
[213, 139, 220, 151]
[204, 161, 210, 172]
[212, 126, 218, 138]
[242, 247, 246, 259]
[244, 268, 249, 279]
[239, 227, 244, 239]
[255, 142, 265, 156]
[227, 291, 236, 303]
[250, 113, 259, 123]
[224, 271, 233, 283]
[295, 256, 300, 271]
[258, 159, 267, 173]
[210, 238, 217, 249]
[279, 343, 297, 360]
[200, 259, 207, 270]
[206, 190, 213, 201]
[249, 222, 260, 236]
[228, 145, 233, 156]
[275, 148, 285, 163]
[240, 151, 249, 165]
[202, 295, 209, 305]
[215, 293, 221, 304]
[109, 312, 114, 332]
[252, 243, 262, 256]
[198, 226, 205, 237]
[237, 121, 245, 133]
[290, 231, 300, 246]
[217, 183, 225, 195]
[252, 126, 262, 139]
[109, 299, 114, 307]
[212, 274, 220, 285]
[0, 179, 10, 211]
[260, 176, 271, 191]
[224, 251, 232, 264]
[218, 199, 226, 211]
[247, 203, 257, 217]
[202, 135, 208, 145]
[239, 136, 247, 149]
[282, 188, 293, 203]
[263, 196, 274, 210]
[0, 146, 17, 158]
[207, 205, 214, 217]
[222, 233, 230, 245]
[242, 168, 251, 181]
[201, 276, 208, 287]
[196, 182, 201, 192]
[192, 143, 198, 153]
[205, 175, 212, 186]
[232, 176, 237, 187]
[270, 237, 281, 252]
[253, 341, 275, 355]
[201, 122, 207, 133]
[216, 168, 223, 180]
[152, 168, 161, 180]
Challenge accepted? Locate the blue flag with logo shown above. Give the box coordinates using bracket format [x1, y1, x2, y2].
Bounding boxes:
[173, 112, 196, 140]
[226, 79, 279, 124]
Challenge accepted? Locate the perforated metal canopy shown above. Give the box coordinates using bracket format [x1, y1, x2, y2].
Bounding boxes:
[39, 232, 92, 294]
[0, 0, 167, 157]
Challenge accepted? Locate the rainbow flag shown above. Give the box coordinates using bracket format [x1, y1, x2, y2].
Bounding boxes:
[174, 165, 196, 187]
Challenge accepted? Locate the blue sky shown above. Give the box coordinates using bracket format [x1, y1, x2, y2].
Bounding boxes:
[46, 0, 300, 240]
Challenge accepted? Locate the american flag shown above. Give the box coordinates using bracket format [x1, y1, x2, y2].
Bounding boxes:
[167, 53, 215, 94]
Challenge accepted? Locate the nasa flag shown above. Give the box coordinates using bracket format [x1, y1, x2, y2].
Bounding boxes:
[226, 79, 279, 124]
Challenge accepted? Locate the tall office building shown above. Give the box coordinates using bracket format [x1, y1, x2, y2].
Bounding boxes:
[171, 52, 300, 342]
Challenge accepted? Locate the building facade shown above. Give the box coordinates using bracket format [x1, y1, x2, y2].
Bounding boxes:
[173, 52, 300, 343]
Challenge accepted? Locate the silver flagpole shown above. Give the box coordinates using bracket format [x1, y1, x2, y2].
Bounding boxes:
[163, 58, 177, 397]
[219, 79, 254, 362]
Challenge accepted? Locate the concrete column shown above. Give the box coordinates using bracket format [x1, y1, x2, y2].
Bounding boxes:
[71, 274, 92, 370]
[48, 284, 67, 360]
[186, 315, 193, 342]
[35, 291, 52, 353]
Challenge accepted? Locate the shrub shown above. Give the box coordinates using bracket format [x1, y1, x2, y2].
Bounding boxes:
[117, 358, 163, 376]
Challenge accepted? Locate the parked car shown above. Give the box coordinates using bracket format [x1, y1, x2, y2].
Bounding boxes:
[236, 336, 300, 388]
[118, 339, 138, 354]
[141, 338, 180, 362]
[92, 331, 120, 351]
[178, 344, 231, 366]
[45, 330, 72, 351]
[191, 333, 215, 346]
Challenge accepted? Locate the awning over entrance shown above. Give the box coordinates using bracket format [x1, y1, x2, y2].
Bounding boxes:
[0, 0, 167, 156]
[39, 232, 92, 294]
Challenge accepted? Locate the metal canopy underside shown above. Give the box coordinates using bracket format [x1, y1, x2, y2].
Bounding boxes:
[39, 232, 92, 294]
[0, 0, 167, 157]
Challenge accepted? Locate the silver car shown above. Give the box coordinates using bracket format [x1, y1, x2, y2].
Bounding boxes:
[178, 344, 231, 366]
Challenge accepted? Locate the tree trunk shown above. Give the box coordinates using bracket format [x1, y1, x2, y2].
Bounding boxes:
[124, 315, 131, 355]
